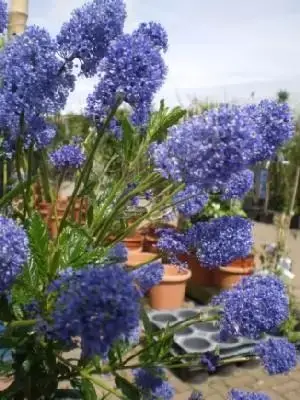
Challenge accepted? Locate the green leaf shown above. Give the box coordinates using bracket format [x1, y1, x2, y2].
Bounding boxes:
[115, 374, 140, 400]
[120, 116, 136, 161]
[28, 213, 49, 283]
[87, 205, 94, 227]
[80, 379, 97, 400]
[141, 307, 153, 336]
[0, 181, 27, 209]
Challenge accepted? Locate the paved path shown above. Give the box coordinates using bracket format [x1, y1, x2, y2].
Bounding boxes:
[169, 361, 300, 399]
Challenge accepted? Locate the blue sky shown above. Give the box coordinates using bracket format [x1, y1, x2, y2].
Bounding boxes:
[26, 0, 300, 112]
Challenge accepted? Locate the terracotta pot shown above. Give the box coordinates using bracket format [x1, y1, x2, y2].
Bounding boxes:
[73, 197, 88, 224]
[180, 253, 214, 286]
[149, 264, 192, 310]
[143, 235, 159, 254]
[123, 232, 144, 250]
[213, 266, 254, 289]
[36, 197, 87, 238]
[229, 255, 255, 269]
[127, 249, 161, 268]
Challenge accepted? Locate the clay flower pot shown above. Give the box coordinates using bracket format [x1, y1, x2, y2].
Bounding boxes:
[149, 264, 192, 310]
[36, 197, 87, 238]
[229, 254, 255, 269]
[179, 253, 214, 287]
[143, 235, 159, 253]
[126, 249, 161, 269]
[213, 265, 254, 290]
[123, 228, 144, 250]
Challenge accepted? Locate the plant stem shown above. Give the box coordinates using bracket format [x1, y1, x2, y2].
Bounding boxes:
[6, 319, 36, 330]
[80, 370, 125, 400]
[39, 150, 52, 203]
[15, 136, 29, 218]
[58, 99, 122, 236]
[25, 145, 34, 216]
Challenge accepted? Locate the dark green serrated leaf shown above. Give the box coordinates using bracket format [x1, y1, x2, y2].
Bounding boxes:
[115, 374, 140, 400]
[80, 379, 97, 400]
[28, 213, 49, 283]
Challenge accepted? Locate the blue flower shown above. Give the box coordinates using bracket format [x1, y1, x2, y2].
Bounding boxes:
[57, 0, 126, 77]
[106, 243, 128, 263]
[133, 21, 168, 52]
[133, 368, 175, 400]
[0, 0, 7, 34]
[228, 389, 271, 400]
[152, 102, 294, 190]
[44, 265, 140, 358]
[130, 101, 152, 129]
[255, 338, 297, 375]
[157, 228, 188, 266]
[130, 262, 164, 295]
[49, 145, 86, 170]
[200, 352, 219, 372]
[213, 275, 289, 340]
[25, 117, 57, 150]
[187, 217, 253, 268]
[152, 104, 258, 189]
[173, 185, 209, 217]
[0, 26, 75, 119]
[247, 100, 294, 162]
[86, 32, 167, 124]
[221, 169, 254, 200]
[188, 391, 203, 400]
[0, 216, 29, 292]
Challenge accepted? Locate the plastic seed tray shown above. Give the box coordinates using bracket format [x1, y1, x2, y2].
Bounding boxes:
[147, 307, 261, 361]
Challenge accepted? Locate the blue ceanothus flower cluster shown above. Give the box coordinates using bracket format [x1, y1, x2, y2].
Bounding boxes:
[49, 144, 86, 170]
[133, 368, 175, 400]
[173, 184, 209, 217]
[0, 0, 7, 33]
[221, 169, 254, 200]
[0, 26, 74, 152]
[212, 275, 289, 340]
[130, 262, 164, 295]
[86, 24, 167, 129]
[255, 338, 297, 375]
[57, 0, 126, 77]
[152, 101, 293, 191]
[188, 216, 253, 268]
[44, 265, 141, 358]
[0, 216, 29, 292]
[228, 390, 271, 400]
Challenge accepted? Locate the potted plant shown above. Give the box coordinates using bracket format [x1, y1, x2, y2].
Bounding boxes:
[0, 1, 297, 397]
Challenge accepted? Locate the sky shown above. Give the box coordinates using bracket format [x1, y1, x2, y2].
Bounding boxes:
[25, 0, 300, 113]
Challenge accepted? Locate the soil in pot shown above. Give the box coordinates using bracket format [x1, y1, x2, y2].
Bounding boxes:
[213, 265, 254, 290]
[149, 264, 192, 310]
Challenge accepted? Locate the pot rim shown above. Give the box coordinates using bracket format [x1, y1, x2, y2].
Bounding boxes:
[218, 266, 254, 274]
[162, 264, 192, 283]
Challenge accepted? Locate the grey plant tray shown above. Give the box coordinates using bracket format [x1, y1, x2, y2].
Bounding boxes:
[147, 307, 261, 360]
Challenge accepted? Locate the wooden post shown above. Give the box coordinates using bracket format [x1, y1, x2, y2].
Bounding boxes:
[8, 0, 29, 37]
